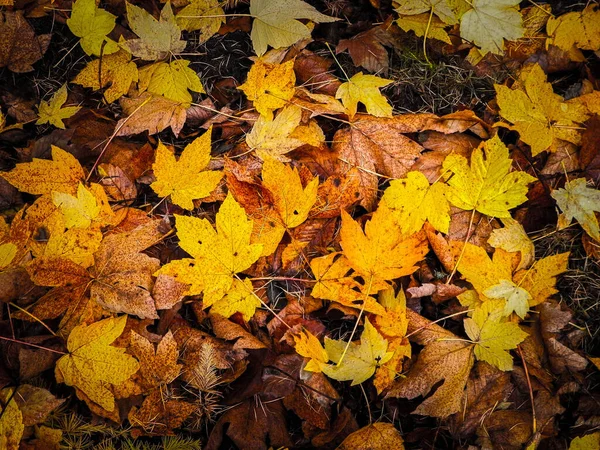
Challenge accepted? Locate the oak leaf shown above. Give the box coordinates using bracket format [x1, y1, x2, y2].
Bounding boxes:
[546, 6, 600, 55]
[122, 2, 186, 60]
[261, 157, 319, 228]
[176, 0, 224, 40]
[322, 318, 393, 385]
[551, 178, 600, 241]
[36, 84, 81, 129]
[336, 72, 393, 118]
[495, 63, 590, 156]
[464, 306, 528, 371]
[67, 0, 119, 56]
[459, 0, 523, 56]
[0, 11, 51, 73]
[72, 50, 138, 103]
[294, 329, 328, 372]
[157, 194, 262, 307]
[382, 171, 450, 234]
[337, 422, 404, 450]
[249, 0, 338, 56]
[442, 135, 536, 217]
[138, 59, 205, 106]
[151, 128, 222, 210]
[238, 59, 295, 120]
[1, 146, 84, 196]
[55, 316, 139, 412]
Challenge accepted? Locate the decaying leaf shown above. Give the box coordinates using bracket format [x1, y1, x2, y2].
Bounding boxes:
[552, 178, 600, 242]
[337, 422, 404, 450]
[0, 11, 51, 73]
[116, 92, 188, 136]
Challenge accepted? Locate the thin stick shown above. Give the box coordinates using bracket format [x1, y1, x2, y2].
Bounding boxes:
[0, 335, 66, 355]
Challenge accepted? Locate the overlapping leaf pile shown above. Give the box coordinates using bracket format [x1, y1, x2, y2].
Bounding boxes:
[1, 0, 600, 449]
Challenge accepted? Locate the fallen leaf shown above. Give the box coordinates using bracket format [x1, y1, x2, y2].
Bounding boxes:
[138, 59, 205, 106]
[551, 178, 600, 242]
[337, 422, 404, 450]
[488, 218, 534, 270]
[13, 385, 64, 426]
[513, 252, 569, 307]
[151, 128, 222, 209]
[483, 279, 531, 318]
[569, 432, 600, 450]
[122, 2, 186, 60]
[0, 11, 51, 73]
[116, 92, 187, 136]
[176, 0, 224, 40]
[336, 72, 393, 118]
[395, 13, 452, 45]
[238, 59, 296, 119]
[36, 84, 81, 129]
[67, 0, 119, 56]
[336, 23, 397, 74]
[130, 331, 182, 388]
[55, 316, 140, 412]
[129, 389, 195, 435]
[322, 318, 393, 385]
[394, 0, 461, 25]
[294, 329, 328, 372]
[249, 0, 338, 56]
[546, 6, 600, 55]
[210, 278, 261, 321]
[72, 50, 138, 103]
[0, 388, 24, 450]
[443, 135, 536, 217]
[52, 182, 115, 229]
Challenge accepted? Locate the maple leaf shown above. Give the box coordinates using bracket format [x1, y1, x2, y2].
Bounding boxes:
[151, 128, 222, 210]
[483, 279, 531, 319]
[249, 0, 338, 56]
[394, 0, 461, 25]
[0, 11, 51, 73]
[322, 318, 393, 385]
[1, 146, 84, 196]
[551, 178, 600, 242]
[442, 135, 536, 217]
[122, 2, 186, 60]
[55, 316, 140, 412]
[464, 306, 528, 371]
[261, 157, 319, 228]
[569, 433, 600, 450]
[72, 50, 138, 103]
[157, 194, 263, 307]
[176, 0, 224, 40]
[546, 6, 600, 55]
[488, 218, 535, 271]
[52, 183, 115, 229]
[513, 252, 569, 307]
[382, 171, 450, 234]
[0, 388, 24, 449]
[67, 0, 119, 56]
[0, 243, 17, 270]
[238, 59, 296, 120]
[116, 92, 187, 137]
[336, 22, 397, 74]
[294, 329, 328, 372]
[395, 13, 452, 45]
[336, 72, 393, 119]
[40, 227, 103, 268]
[246, 104, 324, 161]
[459, 0, 523, 56]
[387, 309, 474, 417]
[495, 63, 590, 156]
[338, 422, 405, 450]
[36, 84, 81, 129]
[138, 59, 205, 106]
[130, 330, 182, 388]
[210, 278, 261, 321]
[340, 202, 429, 290]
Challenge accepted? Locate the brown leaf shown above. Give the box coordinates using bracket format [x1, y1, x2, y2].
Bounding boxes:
[129, 389, 196, 436]
[98, 163, 137, 204]
[337, 422, 405, 450]
[476, 410, 532, 449]
[0, 11, 50, 73]
[130, 331, 182, 388]
[116, 92, 187, 137]
[210, 313, 267, 350]
[152, 274, 188, 310]
[294, 50, 341, 96]
[14, 384, 64, 426]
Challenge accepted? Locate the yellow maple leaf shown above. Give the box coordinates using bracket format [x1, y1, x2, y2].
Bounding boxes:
[464, 305, 528, 371]
[338, 423, 405, 450]
[67, 0, 119, 56]
[151, 128, 222, 210]
[36, 84, 81, 129]
[336, 72, 393, 118]
[513, 252, 569, 307]
[0, 242, 17, 270]
[157, 194, 263, 307]
[249, 0, 338, 56]
[0, 388, 24, 450]
[322, 318, 393, 385]
[41, 227, 103, 268]
[382, 171, 450, 234]
[55, 316, 140, 412]
[72, 50, 138, 103]
[495, 64, 590, 156]
[210, 278, 260, 321]
[176, 0, 224, 41]
[1, 146, 84, 196]
[551, 178, 600, 242]
[394, 0, 462, 25]
[569, 433, 600, 450]
[52, 183, 115, 229]
[459, 0, 523, 56]
[238, 59, 296, 120]
[138, 59, 205, 106]
[442, 135, 536, 217]
[294, 329, 328, 372]
[546, 6, 600, 56]
[121, 2, 186, 60]
[340, 201, 429, 290]
[483, 279, 531, 319]
[395, 13, 452, 44]
[246, 104, 324, 161]
[261, 158, 318, 228]
[488, 218, 535, 271]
